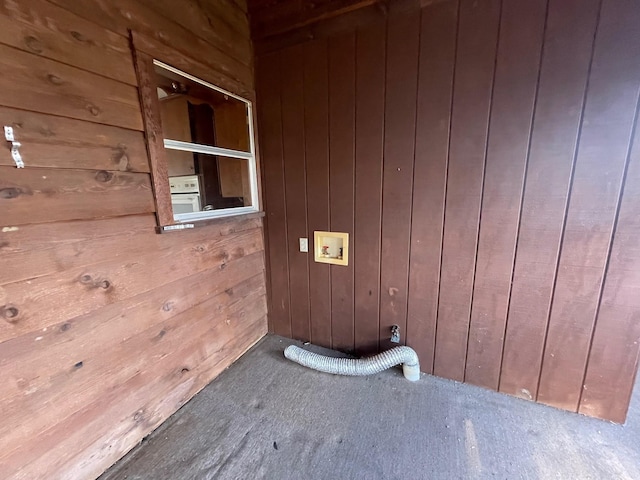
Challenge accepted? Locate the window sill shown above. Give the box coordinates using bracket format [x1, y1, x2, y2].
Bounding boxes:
[156, 210, 265, 234]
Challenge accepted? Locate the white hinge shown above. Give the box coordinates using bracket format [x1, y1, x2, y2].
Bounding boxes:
[4, 126, 24, 168]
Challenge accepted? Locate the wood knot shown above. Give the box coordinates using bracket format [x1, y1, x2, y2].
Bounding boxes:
[70, 31, 86, 42]
[162, 301, 174, 312]
[24, 35, 44, 53]
[39, 126, 55, 137]
[47, 74, 64, 85]
[60, 323, 71, 332]
[0, 187, 23, 199]
[87, 104, 101, 116]
[112, 144, 130, 171]
[95, 170, 113, 183]
[79, 274, 111, 290]
[1, 304, 19, 323]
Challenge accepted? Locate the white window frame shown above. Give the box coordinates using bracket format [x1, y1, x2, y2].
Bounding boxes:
[154, 60, 259, 223]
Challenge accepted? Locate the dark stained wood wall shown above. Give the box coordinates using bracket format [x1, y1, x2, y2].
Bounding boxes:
[0, 0, 267, 478]
[254, 0, 640, 423]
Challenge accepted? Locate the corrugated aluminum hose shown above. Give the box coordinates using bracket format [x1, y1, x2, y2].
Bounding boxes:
[284, 345, 421, 382]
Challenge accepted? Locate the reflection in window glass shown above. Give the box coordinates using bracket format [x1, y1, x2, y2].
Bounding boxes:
[155, 64, 251, 152]
[153, 61, 257, 221]
[167, 153, 252, 214]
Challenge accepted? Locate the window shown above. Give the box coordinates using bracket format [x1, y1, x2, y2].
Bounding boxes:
[153, 60, 258, 223]
[134, 51, 259, 229]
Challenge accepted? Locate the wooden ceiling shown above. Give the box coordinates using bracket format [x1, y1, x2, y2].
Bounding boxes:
[247, 0, 381, 39]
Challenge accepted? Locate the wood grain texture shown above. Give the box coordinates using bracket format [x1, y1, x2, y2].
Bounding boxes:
[256, 52, 292, 337]
[0, 268, 264, 439]
[0, 0, 136, 85]
[0, 214, 155, 286]
[0, 225, 263, 343]
[303, 38, 332, 347]
[464, 0, 546, 389]
[131, 48, 174, 226]
[256, 0, 640, 422]
[131, 31, 254, 101]
[136, 0, 252, 66]
[378, 11, 420, 352]
[0, 0, 269, 478]
[48, 0, 253, 87]
[405, 0, 457, 373]
[353, 19, 385, 355]
[198, 0, 251, 37]
[2, 292, 266, 479]
[0, 43, 142, 130]
[434, 0, 500, 382]
[499, 0, 600, 401]
[328, 32, 356, 352]
[0, 107, 148, 172]
[0, 237, 263, 390]
[249, 0, 377, 39]
[253, 0, 428, 56]
[579, 102, 640, 423]
[0, 166, 154, 226]
[280, 44, 310, 342]
[537, 0, 640, 412]
[0, 213, 260, 286]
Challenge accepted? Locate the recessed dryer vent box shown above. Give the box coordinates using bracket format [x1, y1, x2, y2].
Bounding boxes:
[314, 231, 349, 266]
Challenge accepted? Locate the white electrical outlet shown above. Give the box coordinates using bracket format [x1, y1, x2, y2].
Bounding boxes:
[299, 238, 308, 253]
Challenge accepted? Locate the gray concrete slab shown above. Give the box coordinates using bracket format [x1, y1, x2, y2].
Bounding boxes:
[100, 335, 640, 480]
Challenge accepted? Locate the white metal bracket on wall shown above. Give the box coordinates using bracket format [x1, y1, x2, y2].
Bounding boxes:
[4, 126, 24, 168]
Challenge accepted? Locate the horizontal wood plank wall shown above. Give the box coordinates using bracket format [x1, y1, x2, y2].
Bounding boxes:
[0, 0, 268, 479]
[254, 0, 640, 423]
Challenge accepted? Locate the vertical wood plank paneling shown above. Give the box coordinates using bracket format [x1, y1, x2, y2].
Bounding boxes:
[406, 0, 458, 374]
[464, 0, 547, 389]
[280, 44, 311, 341]
[378, 11, 420, 351]
[256, 52, 292, 337]
[434, 0, 501, 382]
[538, 0, 640, 411]
[328, 32, 356, 351]
[256, 0, 640, 422]
[304, 38, 332, 347]
[499, 0, 600, 400]
[579, 109, 640, 423]
[353, 20, 386, 355]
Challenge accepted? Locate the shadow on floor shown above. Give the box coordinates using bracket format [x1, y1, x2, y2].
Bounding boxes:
[100, 334, 640, 480]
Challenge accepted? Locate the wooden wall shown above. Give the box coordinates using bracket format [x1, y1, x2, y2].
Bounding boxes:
[0, 0, 267, 478]
[254, 0, 640, 423]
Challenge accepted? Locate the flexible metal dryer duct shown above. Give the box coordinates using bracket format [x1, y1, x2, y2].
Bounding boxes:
[284, 345, 421, 382]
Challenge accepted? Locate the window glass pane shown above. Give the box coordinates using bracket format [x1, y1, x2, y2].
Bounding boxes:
[169, 152, 253, 217]
[154, 64, 251, 153]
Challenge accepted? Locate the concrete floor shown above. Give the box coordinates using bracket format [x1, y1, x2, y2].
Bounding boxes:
[100, 334, 640, 480]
